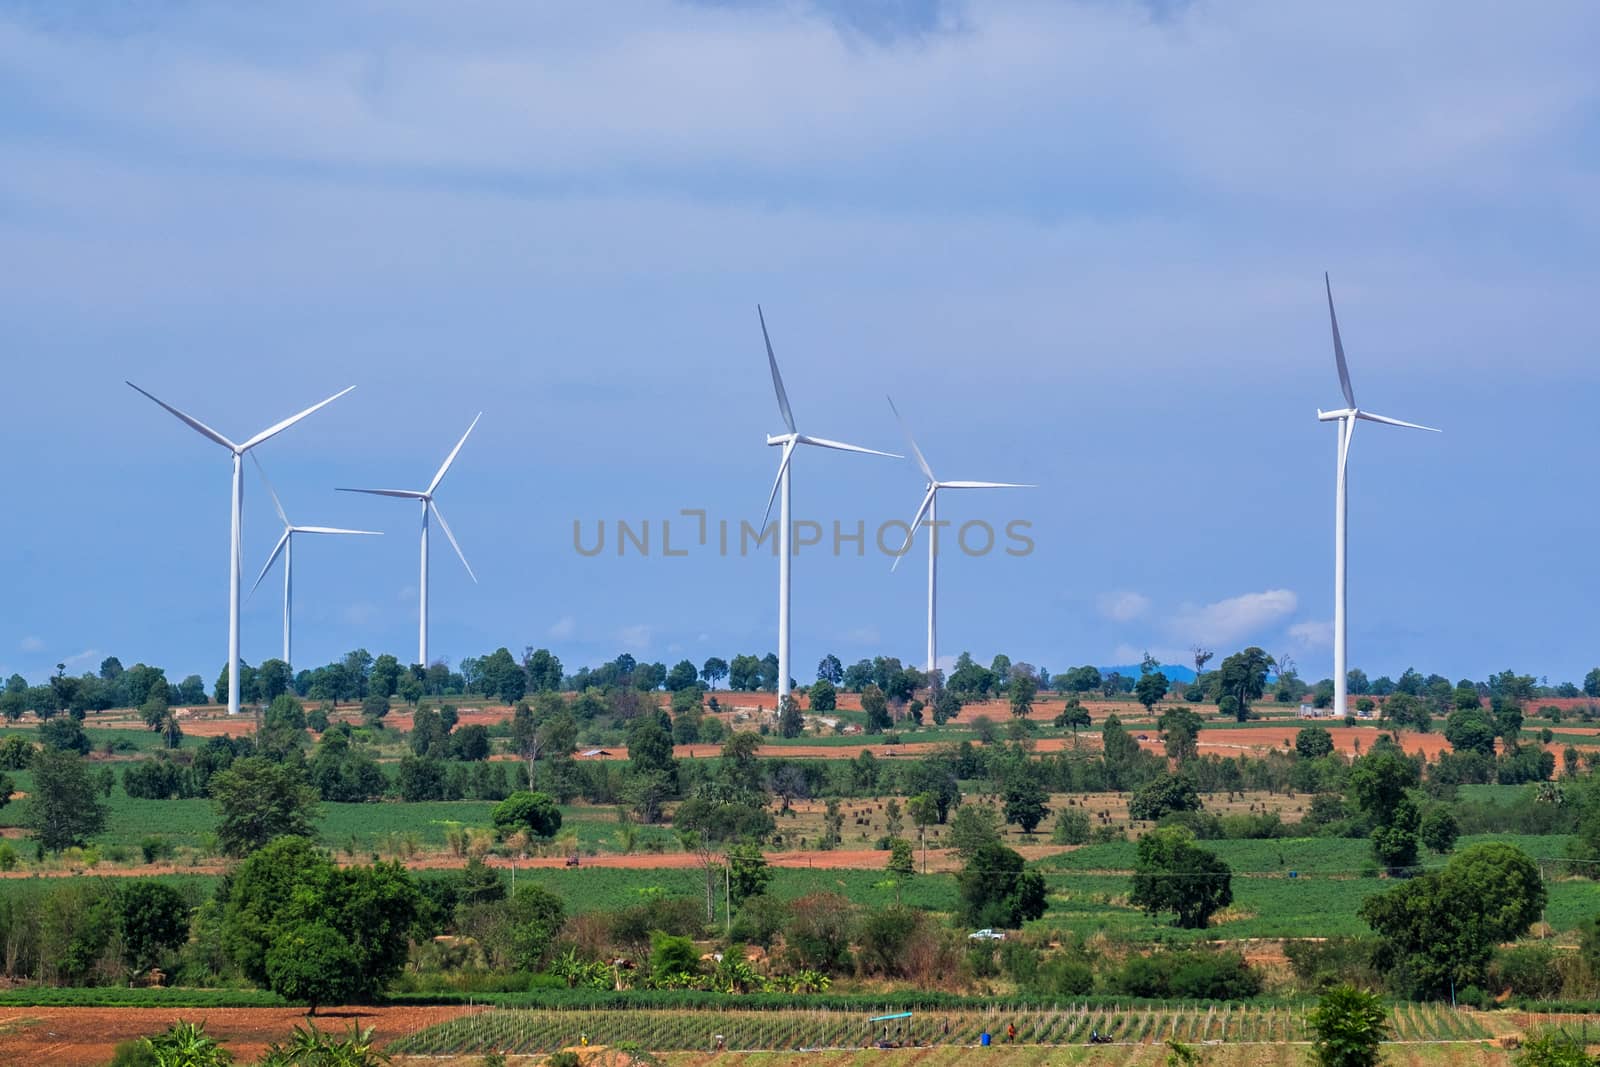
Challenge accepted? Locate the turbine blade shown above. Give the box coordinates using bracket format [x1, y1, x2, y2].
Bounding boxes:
[249, 453, 290, 527]
[125, 382, 237, 451]
[336, 488, 427, 499]
[760, 439, 797, 530]
[429, 501, 477, 583]
[238, 385, 355, 453]
[1355, 411, 1441, 433]
[890, 487, 937, 573]
[1325, 273, 1356, 409]
[428, 412, 482, 495]
[758, 305, 796, 433]
[292, 526, 383, 535]
[249, 529, 291, 600]
[796, 434, 901, 459]
[886, 395, 936, 482]
[938, 480, 1034, 489]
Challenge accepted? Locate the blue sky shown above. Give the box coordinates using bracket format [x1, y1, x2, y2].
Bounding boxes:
[2, 1, 1598, 687]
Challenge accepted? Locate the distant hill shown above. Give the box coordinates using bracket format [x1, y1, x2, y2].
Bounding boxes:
[1094, 664, 1198, 684]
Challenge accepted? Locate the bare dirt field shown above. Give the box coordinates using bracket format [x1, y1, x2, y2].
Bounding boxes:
[0, 1004, 478, 1066]
[1143, 726, 1456, 759]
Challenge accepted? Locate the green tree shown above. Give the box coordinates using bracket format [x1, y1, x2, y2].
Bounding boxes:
[957, 842, 1048, 929]
[1306, 984, 1391, 1067]
[507, 884, 566, 971]
[1215, 647, 1274, 722]
[26, 748, 109, 851]
[861, 684, 891, 734]
[1359, 842, 1545, 999]
[1003, 776, 1051, 835]
[222, 836, 418, 1013]
[491, 791, 562, 840]
[115, 881, 191, 975]
[1420, 807, 1460, 855]
[1054, 698, 1091, 742]
[1130, 827, 1232, 929]
[1444, 707, 1497, 757]
[1129, 776, 1202, 821]
[886, 837, 915, 877]
[1135, 671, 1170, 714]
[809, 678, 837, 713]
[946, 803, 1003, 860]
[1296, 726, 1335, 759]
[1158, 706, 1203, 763]
[777, 694, 804, 738]
[1009, 671, 1038, 719]
[211, 757, 321, 856]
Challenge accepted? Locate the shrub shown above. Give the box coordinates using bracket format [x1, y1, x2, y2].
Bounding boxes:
[1115, 950, 1261, 1000]
[1492, 943, 1565, 1001]
[1051, 810, 1091, 845]
[1306, 984, 1390, 1067]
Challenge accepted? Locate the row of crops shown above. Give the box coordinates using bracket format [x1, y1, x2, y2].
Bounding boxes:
[388, 1002, 1491, 1055]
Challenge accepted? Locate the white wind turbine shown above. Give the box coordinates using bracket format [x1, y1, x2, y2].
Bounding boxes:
[758, 307, 899, 704]
[1317, 274, 1439, 718]
[126, 381, 355, 715]
[887, 396, 1031, 675]
[248, 455, 380, 673]
[338, 414, 481, 668]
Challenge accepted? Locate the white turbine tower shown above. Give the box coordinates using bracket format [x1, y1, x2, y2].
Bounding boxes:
[887, 396, 1031, 676]
[339, 414, 481, 668]
[248, 455, 380, 672]
[1317, 274, 1439, 718]
[126, 381, 355, 715]
[758, 307, 899, 703]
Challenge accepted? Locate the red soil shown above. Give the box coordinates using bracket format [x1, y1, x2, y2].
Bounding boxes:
[0, 1004, 478, 1067]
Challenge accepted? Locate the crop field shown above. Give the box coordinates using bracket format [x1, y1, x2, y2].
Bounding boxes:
[388, 1002, 1492, 1056]
[654, 1046, 1514, 1067]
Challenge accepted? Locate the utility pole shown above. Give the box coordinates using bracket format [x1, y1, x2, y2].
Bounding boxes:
[724, 862, 732, 939]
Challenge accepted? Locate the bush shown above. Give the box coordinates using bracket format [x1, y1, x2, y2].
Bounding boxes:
[1306, 983, 1390, 1067]
[107, 1040, 158, 1067]
[1286, 938, 1384, 992]
[1492, 943, 1565, 1001]
[1051, 810, 1091, 845]
[1114, 950, 1261, 1000]
[1032, 955, 1095, 996]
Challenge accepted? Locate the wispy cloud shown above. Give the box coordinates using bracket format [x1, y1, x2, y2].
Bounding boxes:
[1288, 619, 1334, 648]
[548, 616, 576, 641]
[1168, 589, 1298, 648]
[617, 624, 653, 650]
[19, 636, 44, 653]
[62, 648, 99, 669]
[1097, 591, 1151, 623]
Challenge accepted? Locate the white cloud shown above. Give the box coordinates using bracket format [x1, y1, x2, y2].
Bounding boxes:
[842, 626, 880, 646]
[1097, 591, 1151, 623]
[343, 602, 379, 626]
[1168, 589, 1298, 648]
[1289, 619, 1334, 648]
[61, 648, 99, 669]
[616, 624, 653, 650]
[548, 615, 576, 640]
[19, 636, 44, 652]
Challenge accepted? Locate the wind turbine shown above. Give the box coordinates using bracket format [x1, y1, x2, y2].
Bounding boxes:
[126, 381, 355, 715]
[339, 414, 481, 668]
[1317, 274, 1439, 718]
[248, 455, 380, 672]
[887, 396, 1031, 676]
[758, 307, 899, 704]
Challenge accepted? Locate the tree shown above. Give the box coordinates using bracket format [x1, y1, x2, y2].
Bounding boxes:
[1003, 776, 1051, 835]
[492, 791, 562, 840]
[957, 842, 1047, 929]
[1158, 706, 1202, 763]
[1419, 807, 1460, 855]
[946, 803, 1003, 859]
[777, 694, 804, 738]
[1054, 698, 1091, 741]
[1296, 726, 1335, 759]
[257, 659, 292, 703]
[1215, 648, 1274, 722]
[664, 659, 699, 692]
[1129, 776, 1202, 821]
[1306, 984, 1391, 1067]
[39, 715, 91, 754]
[816, 654, 844, 686]
[1585, 668, 1600, 699]
[26, 749, 108, 851]
[223, 836, 418, 1013]
[809, 677, 837, 713]
[1192, 647, 1214, 678]
[1130, 827, 1233, 929]
[1008, 670, 1038, 719]
[115, 881, 192, 975]
[886, 837, 915, 878]
[1444, 707, 1497, 757]
[1135, 671, 1170, 714]
[211, 757, 321, 856]
[861, 684, 891, 734]
[701, 657, 730, 688]
[1359, 842, 1545, 999]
